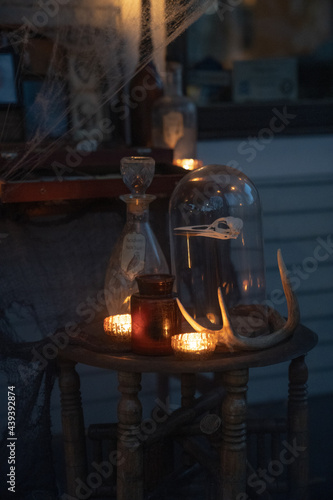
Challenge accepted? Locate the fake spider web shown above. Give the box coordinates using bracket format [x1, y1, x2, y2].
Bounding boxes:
[0, 1, 212, 496]
[1, 0, 212, 181]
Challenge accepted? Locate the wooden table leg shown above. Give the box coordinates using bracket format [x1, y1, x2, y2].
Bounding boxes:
[58, 358, 88, 495]
[288, 355, 309, 500]
[221, 368, 249, 500]
[117, 371, 143, 500]
[181, 373, 196, 408]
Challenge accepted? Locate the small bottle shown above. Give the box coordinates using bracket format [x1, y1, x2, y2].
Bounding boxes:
[104, 156, 169, 317]
[152, 62, 197, 162]
[131, 274, 181, 355]
[130, 61, 164, 147]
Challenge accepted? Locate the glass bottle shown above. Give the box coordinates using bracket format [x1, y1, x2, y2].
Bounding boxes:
[151, 62, 197, 162]
[130, 61, 164, 147]
[104, 156, 169, 317]
[127, 0, 164, 147]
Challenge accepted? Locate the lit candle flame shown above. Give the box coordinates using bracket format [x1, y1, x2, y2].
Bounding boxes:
[171, 332, 216, 359]
[174, 158, 203, 171]
[104, 314, 132, 341]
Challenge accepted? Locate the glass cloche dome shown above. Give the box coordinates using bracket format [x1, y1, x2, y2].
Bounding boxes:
[169, 164, 268, 336]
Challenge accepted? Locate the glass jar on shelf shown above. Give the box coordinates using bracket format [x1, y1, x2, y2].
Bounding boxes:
[151, 62, 197, 163]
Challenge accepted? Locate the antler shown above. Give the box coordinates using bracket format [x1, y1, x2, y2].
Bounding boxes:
[176, 249, 300, 351]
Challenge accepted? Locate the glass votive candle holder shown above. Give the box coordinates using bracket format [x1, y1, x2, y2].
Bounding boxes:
[104, 314, 132, 346]
[171, 332, 217, 360]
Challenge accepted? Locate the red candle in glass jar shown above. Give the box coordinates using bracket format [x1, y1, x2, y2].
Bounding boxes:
[131, 274, 181, 355]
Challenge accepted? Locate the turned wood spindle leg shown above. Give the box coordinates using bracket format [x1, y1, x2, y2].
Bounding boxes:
[288, 355, 309, 500]
[117, 371, 143, 500]
[221, 368, 249, 500]
[58, 359, 88, 496]
[181, 373, 196, 408]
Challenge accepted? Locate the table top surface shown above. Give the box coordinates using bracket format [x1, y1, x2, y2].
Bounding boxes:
[59, 321, 318, 374]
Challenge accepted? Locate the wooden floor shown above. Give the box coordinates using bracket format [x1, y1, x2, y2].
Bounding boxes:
[52, 393, 333, 499]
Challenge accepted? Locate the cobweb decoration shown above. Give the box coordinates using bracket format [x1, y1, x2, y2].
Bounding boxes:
[0, 348, 57, 498]
[0, 2, 212, 495]
[1, 0, 213, 181]
[0, 200, 125, 497]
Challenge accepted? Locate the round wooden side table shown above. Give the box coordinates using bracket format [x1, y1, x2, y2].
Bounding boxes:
[57, 322, 317, 500]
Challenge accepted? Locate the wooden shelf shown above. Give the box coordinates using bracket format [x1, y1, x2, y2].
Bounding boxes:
[0, 146, 186, 203]
[0, 173, 185, 204]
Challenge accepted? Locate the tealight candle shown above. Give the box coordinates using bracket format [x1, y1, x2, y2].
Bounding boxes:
[171, 332, 216, 360]
[173, 158, 203, 171]
[104, 314, 132, 344]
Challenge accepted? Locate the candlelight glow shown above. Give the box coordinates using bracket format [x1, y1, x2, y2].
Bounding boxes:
[174, 158, 203, 171]
[171, 332, 216, 359]
[186, 233, 192, 268]
[104, 314, 132, 342]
